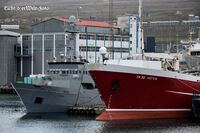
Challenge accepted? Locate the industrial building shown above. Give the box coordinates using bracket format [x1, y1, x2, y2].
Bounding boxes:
[0, 16, 156, 86]
[0, 30, 19, 85]
[16, 17, 134, 78]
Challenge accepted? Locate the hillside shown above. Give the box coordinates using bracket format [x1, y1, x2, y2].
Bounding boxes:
[1, 0, 200, 21]
[1, 0, 200, 43]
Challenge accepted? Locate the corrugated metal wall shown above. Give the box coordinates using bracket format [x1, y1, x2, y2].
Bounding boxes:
[0, 36, 17, 85]
[22, 35, 66, 76]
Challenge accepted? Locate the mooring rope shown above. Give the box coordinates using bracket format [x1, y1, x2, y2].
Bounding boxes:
[75, 65, 85, 106]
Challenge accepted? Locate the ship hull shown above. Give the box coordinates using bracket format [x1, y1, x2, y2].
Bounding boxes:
[12, 83, 76, 113]
[88, 64, 200, 120]
[12, 82, 104, 113]
[96, 110, 193, 121]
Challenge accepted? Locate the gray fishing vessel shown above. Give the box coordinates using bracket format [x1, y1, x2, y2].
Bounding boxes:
[12, 16, 104, 113]
[12, 61, 104, 113]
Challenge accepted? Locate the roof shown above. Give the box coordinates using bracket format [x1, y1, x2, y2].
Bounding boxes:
[59, 17, 118, 28]
[0, 30, 20, 37]
[31, 18, 63, 27]
[31, 17, 119, 29]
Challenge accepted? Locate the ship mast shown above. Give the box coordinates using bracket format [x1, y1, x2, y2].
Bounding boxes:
[138, 0, 145, 59]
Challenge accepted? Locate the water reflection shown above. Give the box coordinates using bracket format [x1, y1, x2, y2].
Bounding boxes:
[20, 113, 96, 121]
[1, 94, 200, 133]
[99, 119, 200, 133]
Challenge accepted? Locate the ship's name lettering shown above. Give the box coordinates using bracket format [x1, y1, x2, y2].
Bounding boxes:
[136, 75, 158, 80]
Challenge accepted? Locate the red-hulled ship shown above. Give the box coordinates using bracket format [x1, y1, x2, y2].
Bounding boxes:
[88, 59, 200, 120]
[87, 0, 200, 121]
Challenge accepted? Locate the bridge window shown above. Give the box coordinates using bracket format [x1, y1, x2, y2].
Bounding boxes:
[191, 51, 200, 56]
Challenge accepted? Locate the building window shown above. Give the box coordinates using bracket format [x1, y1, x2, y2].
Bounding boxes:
[105, 36, 109, 40]
[80, 34, 86, 39]
[56, 35, 65, 40]
[23, 36, 31, 41]
[23, 46, 29, 55]
[15, 46, 21, 53]
[34, 35, 42, 41]
[97, 35, 104, 40]
[45, 48, 52, 52]
[45, 35, 53, 40]
[115, 36, 120, 41]
[122, 37, 129, 41]
[88, 35, 95, 40]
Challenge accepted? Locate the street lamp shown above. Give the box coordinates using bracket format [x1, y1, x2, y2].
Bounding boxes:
[77, 6, 82, 21]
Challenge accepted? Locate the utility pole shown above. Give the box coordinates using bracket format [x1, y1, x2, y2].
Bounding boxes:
[109, 0, 113, 23]
[109, 0, 114, 59]
[176, 33, 179, 54]
[76, 6, 82, 22]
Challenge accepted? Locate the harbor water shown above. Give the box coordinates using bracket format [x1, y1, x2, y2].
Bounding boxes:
[0, 94, 200, 133]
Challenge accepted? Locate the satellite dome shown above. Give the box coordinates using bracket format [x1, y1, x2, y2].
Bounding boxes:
[69, 16, 76, 23]
[99, 47, 107, 55]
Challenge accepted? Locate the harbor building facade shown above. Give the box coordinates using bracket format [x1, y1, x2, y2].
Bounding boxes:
[1, 16, 154, 85]
[17, 17, 134, 77]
